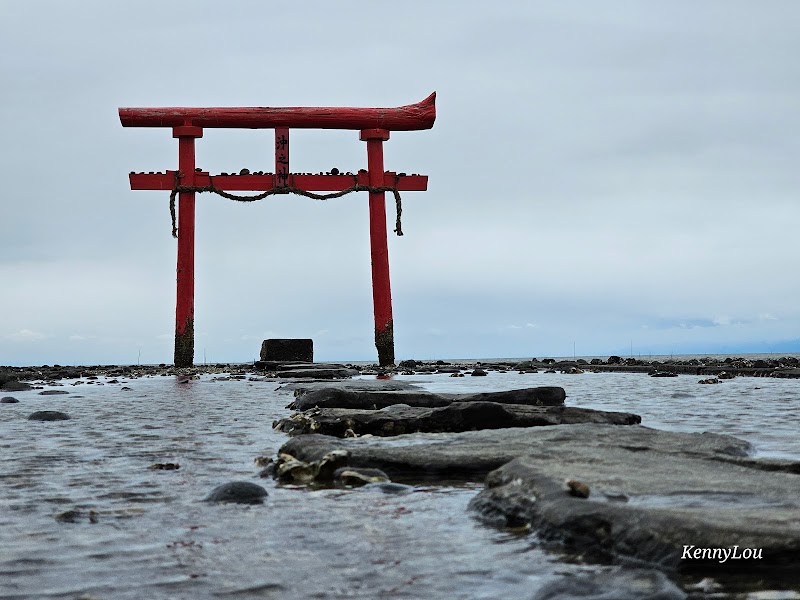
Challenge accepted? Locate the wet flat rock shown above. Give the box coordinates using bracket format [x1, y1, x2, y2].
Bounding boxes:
[278, 424, 753, 480]
[282, 379, 422, 396]
[275, 402, 640, 437]
[277, 367, 360, 379]
[469, 429, 800, 576]
[278, 424, 800, 575]
[257, 361, 360, 379]
[288, 385, 567, 411]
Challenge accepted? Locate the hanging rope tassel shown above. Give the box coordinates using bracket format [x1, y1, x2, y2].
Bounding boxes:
[169, 172, 405, 239]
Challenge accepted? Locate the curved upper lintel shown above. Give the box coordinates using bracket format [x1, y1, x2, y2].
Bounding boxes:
[119, 92, 436, 131]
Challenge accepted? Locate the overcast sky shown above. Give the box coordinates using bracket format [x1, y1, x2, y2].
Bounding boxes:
[2, 1, 799, 366]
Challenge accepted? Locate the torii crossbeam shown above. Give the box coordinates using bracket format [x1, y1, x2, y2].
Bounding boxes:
[119, 93, 436, 368]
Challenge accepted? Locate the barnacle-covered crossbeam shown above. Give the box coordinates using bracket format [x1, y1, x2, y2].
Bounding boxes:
[129, 170, 428, 192]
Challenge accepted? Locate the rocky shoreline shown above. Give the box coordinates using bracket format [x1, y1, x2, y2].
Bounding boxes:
[4, 358, 800, 596]
[273, 384, 640, 437]
[257, 363, 800, 593]
[2, 353, 800, 387]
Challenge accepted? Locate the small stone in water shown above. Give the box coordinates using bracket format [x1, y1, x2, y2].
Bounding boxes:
[532, 568, 685, 600]
[566, 479, 590, 498]
[361, 482, 414, 494]
[149, 462, 180, 470]
[1, 396, 19, 403]
[205, 481, 268, 504]
[55, 509, 98, 524]
[28, 410, 70, 421]
[334, 467, 390, 487]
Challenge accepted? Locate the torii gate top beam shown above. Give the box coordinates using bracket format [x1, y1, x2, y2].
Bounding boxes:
[119, 93, 436, 131]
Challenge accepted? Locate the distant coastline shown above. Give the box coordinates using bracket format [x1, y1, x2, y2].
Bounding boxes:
[3, 352, 800, 383]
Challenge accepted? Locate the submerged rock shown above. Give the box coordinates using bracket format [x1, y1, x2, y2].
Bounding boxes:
[290, 388, 452, 410]
[532, 568, 686, 600]
[565, 479, 590, 498]
[274, 454, 317, 484]
[274, 402, 640, 437]
[315, 450, 351, 481]
[334, 467, 390, 487]
[205, 481, 268, 504]
[277, 367, 360, 379]
[2, 380, 32, 391]
[55, 509, 99, 524]
[289, 386, 566, 411]
[267, 450, 402, 489]
[1, 396, 19, 403]
[285, 379, 420, 397]
[361, 481, 414, 494]
[28, 410, 70, 421]
[148, 462, 180, 471]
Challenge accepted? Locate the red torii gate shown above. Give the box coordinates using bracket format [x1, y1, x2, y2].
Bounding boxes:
[119, 94, 436, 368]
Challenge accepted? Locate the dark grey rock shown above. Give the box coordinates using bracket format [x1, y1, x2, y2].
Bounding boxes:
[532, 568, 686, 600]
[361, 482, 414, 494]
[2, 380, 32, 391]
[205, 481, 268, 504]
[275, 402, 640, 437]
[277, 367, 359, 379]
[289, 386, 565, 411]
[471, 368, 488, 376]
[458, 387, 565, 406]
[334, 466, 390, 486]
[1, 396, 19, 403]
[260, 338, 313, 362]
[281, 425, 687, 480]
[284, 379, 420, 396]
[55, 509, 98, 524]
[28, 410, 70, 421]
[290, 388, 452, 411]
[0, 370, 13, 387]
[38, 389, 69, 395]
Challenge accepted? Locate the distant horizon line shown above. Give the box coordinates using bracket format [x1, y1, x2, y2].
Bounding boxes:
[4, 350, 800, 369]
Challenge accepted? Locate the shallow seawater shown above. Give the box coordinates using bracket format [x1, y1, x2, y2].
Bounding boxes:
[0, 370, 798, 599]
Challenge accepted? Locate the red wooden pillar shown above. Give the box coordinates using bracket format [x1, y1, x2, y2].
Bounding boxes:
[172, 125, 203, 367]
[275, 127, 289, 187]
[360, 128, 394, 366]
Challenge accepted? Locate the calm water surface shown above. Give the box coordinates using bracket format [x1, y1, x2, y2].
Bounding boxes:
[1, 370, 798, 599]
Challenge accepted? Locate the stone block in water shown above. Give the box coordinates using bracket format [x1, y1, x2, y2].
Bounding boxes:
[260, 338, 313, 362]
